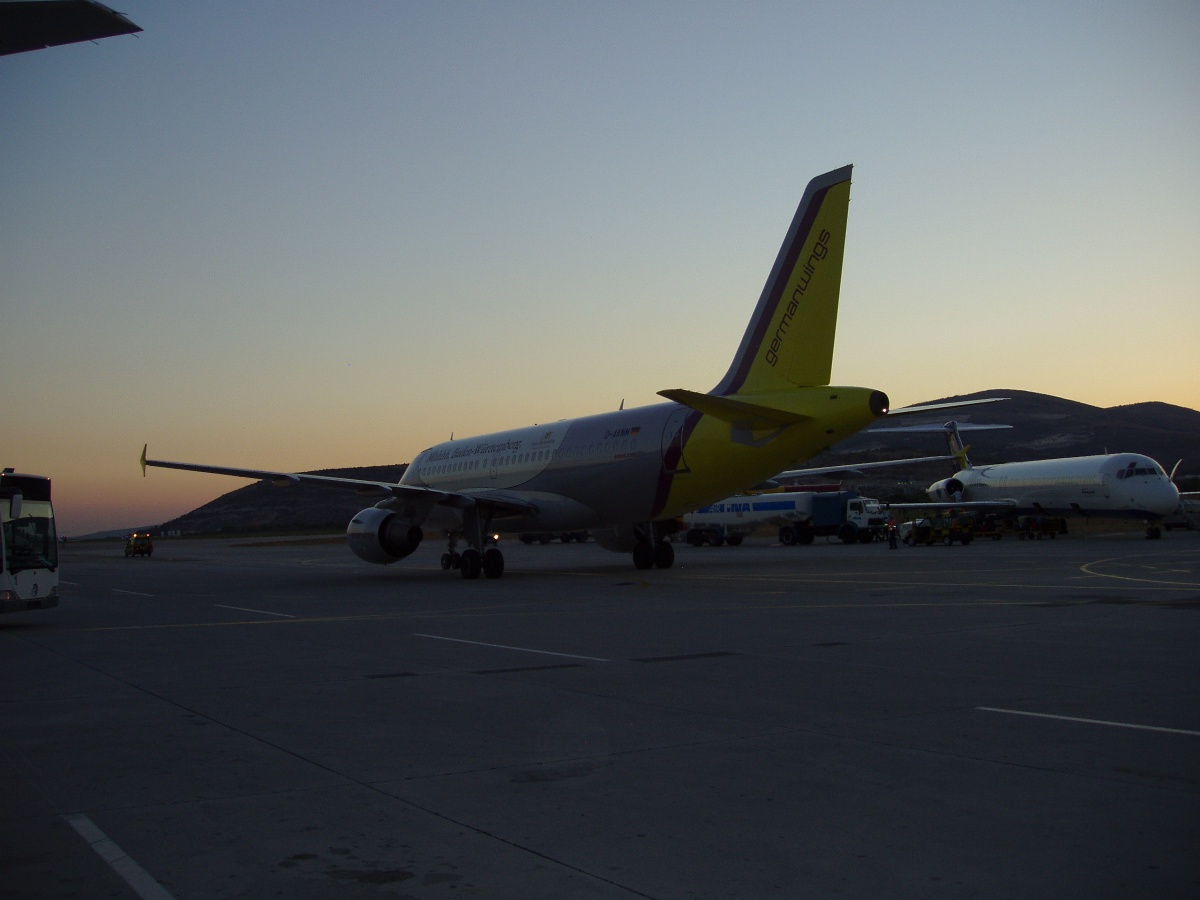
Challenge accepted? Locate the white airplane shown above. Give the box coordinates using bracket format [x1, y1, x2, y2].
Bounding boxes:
[142, 165, 994, 578]
[880, 422, 1184, 538]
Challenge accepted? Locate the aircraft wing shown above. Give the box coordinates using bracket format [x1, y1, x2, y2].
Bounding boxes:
[140, 447, 538, 517]
[775, 455, 954, 479]
[0, 0, 141, 56]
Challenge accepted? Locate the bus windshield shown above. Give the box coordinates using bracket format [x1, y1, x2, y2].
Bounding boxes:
[2, 498, 58, 574]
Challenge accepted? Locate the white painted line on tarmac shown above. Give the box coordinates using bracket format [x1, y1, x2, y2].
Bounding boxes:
[215, 604, 295, 618]
[414, 633, 609, 662]
[63, 813, 176, 900]
[977, 706, 1200, 737]
[112, 589, 155, 597]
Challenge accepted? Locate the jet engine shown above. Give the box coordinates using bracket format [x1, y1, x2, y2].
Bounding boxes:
[591, 525, 639, 553]
[927, 477, 965, 504]
[592, 519, 683, 554]
[346, 507, 424, 564]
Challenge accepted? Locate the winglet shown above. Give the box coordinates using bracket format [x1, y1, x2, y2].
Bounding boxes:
[140, 444, 147, 477]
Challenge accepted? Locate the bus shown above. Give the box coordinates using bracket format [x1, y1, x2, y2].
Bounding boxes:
[1, 470, 59, 613]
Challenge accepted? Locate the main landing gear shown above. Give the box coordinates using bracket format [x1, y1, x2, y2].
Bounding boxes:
[631, 523, 675, 570]
[440, 506, 505, 580]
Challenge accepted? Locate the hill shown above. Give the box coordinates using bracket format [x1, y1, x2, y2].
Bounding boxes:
[155, 391, 1199, 533]
[820, 389, 1200, 466]
[799, 389, 1200, 500]
[160, 464, 407, 535]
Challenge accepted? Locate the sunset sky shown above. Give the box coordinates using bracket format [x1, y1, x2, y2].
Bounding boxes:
[3, 2, 1197, 536]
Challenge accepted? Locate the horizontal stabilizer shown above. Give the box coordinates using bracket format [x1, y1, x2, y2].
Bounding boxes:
[869, 422, 1012, 434]
[658, 389, 811, 428]
[776, 454, 955, 480]
[885, 398, 1008, 418]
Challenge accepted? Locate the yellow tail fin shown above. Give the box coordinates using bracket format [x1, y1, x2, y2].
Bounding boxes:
[712, 165, 852, 395]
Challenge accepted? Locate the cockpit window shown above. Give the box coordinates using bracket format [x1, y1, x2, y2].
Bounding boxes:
[1118, 461, 1164, 479]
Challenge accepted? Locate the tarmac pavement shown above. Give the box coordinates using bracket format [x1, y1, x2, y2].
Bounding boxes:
[2, 531, 1198, 898]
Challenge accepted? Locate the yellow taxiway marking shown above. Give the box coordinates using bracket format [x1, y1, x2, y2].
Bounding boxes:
[214, 604, 295, 618]
[414, 633, 610, 662]
[66, 602, 556, 632]
[671, 572, 1188, 592]
[1079, 553, 1200, 587]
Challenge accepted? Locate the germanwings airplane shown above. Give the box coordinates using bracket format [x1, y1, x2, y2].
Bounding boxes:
[884, 422, 1183, 538]
[142, 165, 991, 578]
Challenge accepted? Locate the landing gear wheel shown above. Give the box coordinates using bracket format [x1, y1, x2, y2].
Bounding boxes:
[654, 541, 675, 569]
[632, 543, 655, 570]
[482, 547, 505, 579]
[440, 552, 460, 571]
[460, 549, 482, 579]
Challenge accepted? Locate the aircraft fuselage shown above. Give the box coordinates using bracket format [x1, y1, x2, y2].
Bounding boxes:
[942, 453, 1180, 519]
[406, 386, 886, 534]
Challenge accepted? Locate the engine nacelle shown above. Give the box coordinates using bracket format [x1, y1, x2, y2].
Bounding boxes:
[346, 507, 424, 564]
[591, 520, 682, 554]
[927, 477, 966, 504]
[591, 525, 638, 553]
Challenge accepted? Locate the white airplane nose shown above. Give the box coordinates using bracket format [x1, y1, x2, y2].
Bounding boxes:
[1151, 483, 1183, 516]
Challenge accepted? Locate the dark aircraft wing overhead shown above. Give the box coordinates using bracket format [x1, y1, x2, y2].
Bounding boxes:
[0, 0, 141, 56]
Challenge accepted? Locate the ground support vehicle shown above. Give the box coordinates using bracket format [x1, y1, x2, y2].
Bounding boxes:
[972, 513, 1018, 540]
[685, 525, 744, 547]
[902, 514, 975, 546]
[1, 470, 59, 613]
[1015, 516, 1067, 539]
[777, 492, 890, 545]
[518, 531, 589, 544]
[125, 532, 154, 557]
[684, 490, 888, 547]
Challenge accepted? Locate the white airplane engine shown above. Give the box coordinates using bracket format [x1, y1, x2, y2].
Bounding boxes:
[346, 507, 424, 564]
[927, 477, 966, 504]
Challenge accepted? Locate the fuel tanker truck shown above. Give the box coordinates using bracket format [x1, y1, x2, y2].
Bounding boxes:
[683, 489, 890, 546]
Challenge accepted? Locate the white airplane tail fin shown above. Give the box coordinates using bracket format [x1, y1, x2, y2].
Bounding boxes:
[870, 420, 1013, 472]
